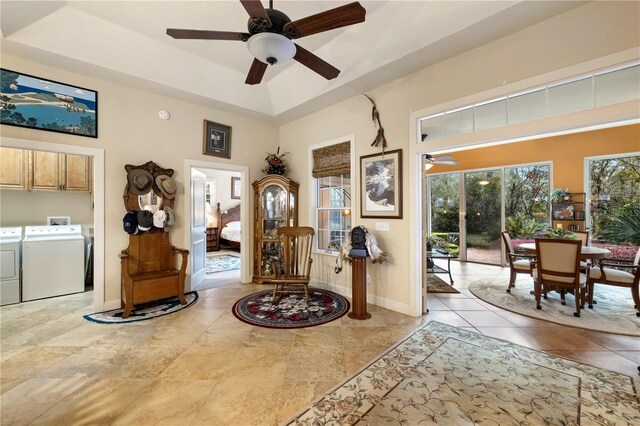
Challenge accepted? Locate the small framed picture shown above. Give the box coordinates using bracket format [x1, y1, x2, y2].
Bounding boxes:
[231, 176, 241, 199]
[360, 149, 403, 219]
[203, 120, 231, 159]
[47, 216, 71, 226]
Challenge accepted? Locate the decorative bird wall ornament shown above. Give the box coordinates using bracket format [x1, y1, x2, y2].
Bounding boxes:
[363, 94, 387, 154]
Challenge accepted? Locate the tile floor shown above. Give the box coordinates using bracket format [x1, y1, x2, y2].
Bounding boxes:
[1, 261, 638, 425]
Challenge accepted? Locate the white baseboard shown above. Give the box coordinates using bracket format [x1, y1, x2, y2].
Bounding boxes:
[103, 299, 121, 311]
[310, 279, 417, 317]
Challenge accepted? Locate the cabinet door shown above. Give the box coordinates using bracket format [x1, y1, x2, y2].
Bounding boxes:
[62, 154, 91, 191]
[0, 147, 28, 189]
[29, 151, 61, 190]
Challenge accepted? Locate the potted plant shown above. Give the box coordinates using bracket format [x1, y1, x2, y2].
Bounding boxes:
[426, 235, 446, 252]
[551, 187, 570, 203]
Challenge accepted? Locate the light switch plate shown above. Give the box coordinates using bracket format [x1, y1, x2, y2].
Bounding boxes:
[375, 222, 389, 231]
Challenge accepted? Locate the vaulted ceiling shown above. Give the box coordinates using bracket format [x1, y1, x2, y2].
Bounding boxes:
[0, 1, 585, 122]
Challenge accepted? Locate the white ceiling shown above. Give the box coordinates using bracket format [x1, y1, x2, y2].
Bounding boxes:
[0, 1, 585, 123]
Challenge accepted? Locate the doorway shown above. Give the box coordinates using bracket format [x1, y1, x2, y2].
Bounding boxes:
[184, 160, 250, 291]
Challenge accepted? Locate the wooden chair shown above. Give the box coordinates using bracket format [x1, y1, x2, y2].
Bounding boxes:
[574, 230, 591, 272]
[533, 238, 586, 317]
[587, 247, 640, 317]
[263, 226, 314, 304]
[501, 231, 536, 293]
[120, 232, 189, 318]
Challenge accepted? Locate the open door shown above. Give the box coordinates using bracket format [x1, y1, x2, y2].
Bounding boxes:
[190, 169, 207, 289]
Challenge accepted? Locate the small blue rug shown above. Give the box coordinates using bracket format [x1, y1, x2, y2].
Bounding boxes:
[83, 292, 198, 324]
[206, 254, 241, 274]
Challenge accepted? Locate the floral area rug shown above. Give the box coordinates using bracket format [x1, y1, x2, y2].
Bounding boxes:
[206, 254, 240, 274]
[285, 321, 639, 425]
[83, 292, 198, 324]
[232, 288, 349, 329]
[469, 278, 640, 336]
[426, 273, 459, 294]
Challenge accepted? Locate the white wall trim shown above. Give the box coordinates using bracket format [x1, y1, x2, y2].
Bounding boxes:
[310, 279, 414, 317]
[0, 137, 105, 312]
[184, 159, 250, 284]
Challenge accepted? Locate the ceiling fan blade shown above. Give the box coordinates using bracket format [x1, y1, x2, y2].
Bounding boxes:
[245, 58, 268, 85]
[435, 160, 460, 165]
[433, 155, 455, 161]
[240, 0, 271, 23]
[284, 2, 366, 38]
[293, 44, 340, 80]
[167, 29, 250, 41]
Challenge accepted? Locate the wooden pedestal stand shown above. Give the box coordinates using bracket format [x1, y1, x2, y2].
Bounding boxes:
[348, 253, 371, 320]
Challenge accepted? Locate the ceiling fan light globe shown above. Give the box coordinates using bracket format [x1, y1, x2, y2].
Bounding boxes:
[247, 33, 296, 66]
[424, 162, 434, 171]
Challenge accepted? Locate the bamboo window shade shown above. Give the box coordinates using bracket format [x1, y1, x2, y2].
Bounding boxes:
[312, 142, 350, 178]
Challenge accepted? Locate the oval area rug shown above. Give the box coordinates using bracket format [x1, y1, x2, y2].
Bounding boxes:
[232, 288, 349, 329]
[468, 278, 640, 336]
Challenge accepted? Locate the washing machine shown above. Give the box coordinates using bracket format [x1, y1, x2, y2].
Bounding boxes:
[0, 227, 22, 306]
[22, 225, 85, 301]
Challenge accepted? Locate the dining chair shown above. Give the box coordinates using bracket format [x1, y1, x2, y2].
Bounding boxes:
[533, 238, 586, 317]
[587, 247, 640, 317]
[573, 230, 591, 272]
[501, 231, 536, 293]
[264, 226, 314, 304]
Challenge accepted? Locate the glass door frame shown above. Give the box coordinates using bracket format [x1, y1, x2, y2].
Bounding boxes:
[426, 160, 553, 265]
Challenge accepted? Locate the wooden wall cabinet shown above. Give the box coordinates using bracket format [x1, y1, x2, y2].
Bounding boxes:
[0, 147, 29, 189]
[252, 175, 299, 284]
[206, 227, 220, 252]
[0, 147, 92, 192]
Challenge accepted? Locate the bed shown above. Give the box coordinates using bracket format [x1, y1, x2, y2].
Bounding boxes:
[216, 203, 241, 249]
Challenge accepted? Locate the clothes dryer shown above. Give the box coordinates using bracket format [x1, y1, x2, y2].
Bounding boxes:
[22, 225, 84, 301]
[0, 227, 22, 305]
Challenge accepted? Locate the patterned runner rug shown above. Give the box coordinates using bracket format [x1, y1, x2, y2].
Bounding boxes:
[232, 288, 349, 329]
[285, 321, 639, 425]
[206, 254, 240, 274]
[469, 277, 640, 336]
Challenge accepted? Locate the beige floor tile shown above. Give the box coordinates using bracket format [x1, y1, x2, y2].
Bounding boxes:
[521, 327, 609, 351]
[493, 310, 554, 327]
[275, 380, 336, 424]
[222, 346, 290, 381]
[40, 323, 122, 347]
[0, 344, 35, 362]
[574, 330, 640, 351]
[615, 350, 640, 364]
[161, 345, 238, 380]
[476, 327, 548, 350]
[0, 346, 79, 379]
[243, 327, 296, 348]
[424, 297, 451, 311]
[36, 345, 120, 379]
[99, 346, 183, 378]
[1, 377, 89, 425]
[423, 311, 471, 327]
[341, 326, 393, 348]
[549, 350, 640, 377]
[343, 345, 390, 374]
[30, 378, 155, 425]
[111, 379, 215, 425]
[0, 377, 26, 394]
[456, 310, 518, 327]
[195, 322, 253, 349]
[440, 298, 488, 311]
[191, 378, 281, 426]
[285, 346, 346, 381]
[293, 326, 343, 348]
[94, 323, 160, 346]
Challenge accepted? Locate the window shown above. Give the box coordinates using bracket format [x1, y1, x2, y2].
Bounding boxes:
[317, 174, 351, 250]
[312, 141, 351, 251]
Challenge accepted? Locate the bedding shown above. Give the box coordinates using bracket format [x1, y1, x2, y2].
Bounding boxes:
[220, 226, 241, 243]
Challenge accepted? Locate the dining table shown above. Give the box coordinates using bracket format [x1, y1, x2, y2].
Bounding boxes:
[518, 242, 611, 260]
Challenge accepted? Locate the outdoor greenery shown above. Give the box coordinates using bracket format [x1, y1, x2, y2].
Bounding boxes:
[506, 212, 547, 239]
[589, 156, 640, 242]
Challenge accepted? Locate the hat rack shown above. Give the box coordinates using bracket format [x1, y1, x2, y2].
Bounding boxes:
[122, 160, 175, 233]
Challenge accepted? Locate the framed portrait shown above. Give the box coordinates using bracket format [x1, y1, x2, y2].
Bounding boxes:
[360, 149, 402, 219]
[0, 68, 98, 138]
[203, 119, 231, 159]
[47, 216, 71, 226]
[231, 176, 241, 199]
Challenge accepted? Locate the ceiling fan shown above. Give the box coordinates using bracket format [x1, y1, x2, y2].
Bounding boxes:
[424, 154, 459, 171]
[166, 0, 366, 85]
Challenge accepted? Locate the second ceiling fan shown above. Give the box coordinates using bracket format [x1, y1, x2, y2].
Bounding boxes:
[167, 0, 366, 85]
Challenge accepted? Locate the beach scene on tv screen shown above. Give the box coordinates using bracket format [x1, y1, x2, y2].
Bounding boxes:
[1, 70, 96, 137]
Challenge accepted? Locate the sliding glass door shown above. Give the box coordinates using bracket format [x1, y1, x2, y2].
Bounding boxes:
[464, 170, 502, 264]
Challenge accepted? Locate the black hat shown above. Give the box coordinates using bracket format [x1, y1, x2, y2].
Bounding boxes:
[137, 210, 154, 231]
[123, 212, 139, 235]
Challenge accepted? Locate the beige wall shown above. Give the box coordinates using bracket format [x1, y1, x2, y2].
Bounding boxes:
[0, 54, 279, 304]
[279, 1, 640, 313]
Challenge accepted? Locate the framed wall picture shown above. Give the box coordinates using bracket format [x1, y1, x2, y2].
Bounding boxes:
[47, 216, 71, 226]
[203, 120, 231, 159]
[0, 68, 98, 138]
[231, 176, 241, 199]
[360, 149, 402, 219]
